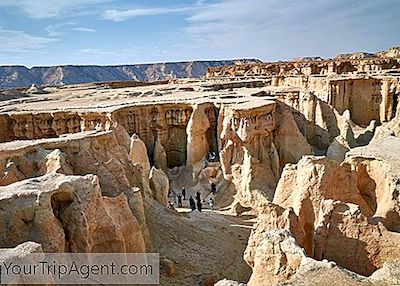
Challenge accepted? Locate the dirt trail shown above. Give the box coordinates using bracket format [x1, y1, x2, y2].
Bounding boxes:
[145, 200, 253, 286]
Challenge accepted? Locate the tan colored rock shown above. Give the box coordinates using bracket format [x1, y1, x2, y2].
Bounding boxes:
[0, 174, 145, 253]
[37, 148, 73, 175]
[275, 104, 313, 166]
[0, 51, 398, 286]
[326, 135, 351, 162]
[0, 242, 56, 285]
[130, 133, 151, 174]
[149, 166, 169, 205]
[355, 119, 377, 146]
[313, 199, 400, 275]
[368, 260, 400, 285]
[244, 144, 400, 282]
[0, 131, 144, 196]
[219, 100, 281, 206]
[153, 137, 168, 173]
[123, 186, 149, 242]
[186, 103, 211, 166]
[345, 134, 400, 231]
[326, 116, 357, 162]
[280, 254, 400, 286]
[245, 203, 305, 268]
[246, 198, 400, 283]
[114, 123, 131, 153]
[283, 257, 366, 286]
[247, 229, 306, 286]
[160, 258, 177, 277]
[274, 156, 373, 254]
[0, 161, 25, 186]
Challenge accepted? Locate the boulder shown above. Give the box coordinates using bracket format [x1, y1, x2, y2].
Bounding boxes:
[247, 230, 306, 286]
[160, 258, 177, 277]
[149, 167, 169, 205]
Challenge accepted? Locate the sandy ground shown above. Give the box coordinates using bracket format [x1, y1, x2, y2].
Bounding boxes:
[145, 199, 253, 286]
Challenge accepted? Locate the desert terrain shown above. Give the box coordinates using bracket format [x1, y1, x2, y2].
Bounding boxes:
[1, 47, 400, 285]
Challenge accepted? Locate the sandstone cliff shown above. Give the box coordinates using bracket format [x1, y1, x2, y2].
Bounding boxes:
[243, 131, 400, 284]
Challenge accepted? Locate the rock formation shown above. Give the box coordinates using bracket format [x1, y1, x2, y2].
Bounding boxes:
[0, 174, 145, 253]
[0, 47, 399, 285]
[149, 167, 169, 205]
[244, 132, 400, 283]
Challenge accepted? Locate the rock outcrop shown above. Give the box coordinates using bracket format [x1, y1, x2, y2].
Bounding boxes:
[0, 174, 145, 253]
[219, 99, 312, 208]
[246, 229, 306, 285]
[149, 167, 169, 205]
[186, 103, 212, 171]
[346, 133, 400, 232]
[219, 100, 279, 205]
[245, 137, 400, 283]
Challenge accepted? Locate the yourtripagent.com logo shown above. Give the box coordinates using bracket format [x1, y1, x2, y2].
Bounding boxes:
[0, 253, 159, 284]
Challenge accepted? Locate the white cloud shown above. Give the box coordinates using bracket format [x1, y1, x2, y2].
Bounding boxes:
[44, 23, 75, 37]
[182, 0, 399, 60]
[0, 27, 57, 52]
[103, 7, 195, 22]
[44, 23, 96, 37]
[72, 27, 97, 33]
[44, 25, 62, 37]
[0, 0, 108, 18]
[78, 48, 112, 55]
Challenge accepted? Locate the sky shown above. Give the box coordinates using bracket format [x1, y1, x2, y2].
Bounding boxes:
[0, 0, 399, 67]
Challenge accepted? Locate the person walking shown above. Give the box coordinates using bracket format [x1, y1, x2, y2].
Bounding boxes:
[211, 182, 217, 195]
[196, 191, 201, 202]
[208, 197, 214, 211]
[181, 187, 186, 200]
[197, 199, 202, 212]
[177, 193, 183, 208]
[189, 196, 196, 212]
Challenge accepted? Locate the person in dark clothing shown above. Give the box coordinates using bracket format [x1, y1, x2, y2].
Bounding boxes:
[189, 196, 196, 211]
[196, 191, 201, 202]
[181, 187, 186, 200]
[196, 199, 202, 212]
[211, 182, 216, 195]
[177, 194, 183, 208]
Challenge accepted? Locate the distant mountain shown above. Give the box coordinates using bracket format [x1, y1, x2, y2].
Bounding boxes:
[376, 47, 400, 58]
[335, 52, 375, 60]
[0, 59, 261, 89]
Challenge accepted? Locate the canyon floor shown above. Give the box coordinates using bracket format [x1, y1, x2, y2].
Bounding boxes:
[146, 201, 253, 285]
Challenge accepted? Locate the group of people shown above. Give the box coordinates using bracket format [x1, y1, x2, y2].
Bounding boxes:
[188, 191, 214, 212]
[168, 184, 216, 212]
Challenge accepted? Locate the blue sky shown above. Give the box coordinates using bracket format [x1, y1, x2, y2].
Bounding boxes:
[0, 0, 399, 67]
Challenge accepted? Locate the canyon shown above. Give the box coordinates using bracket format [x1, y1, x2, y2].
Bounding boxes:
[0, 47, 400, 285]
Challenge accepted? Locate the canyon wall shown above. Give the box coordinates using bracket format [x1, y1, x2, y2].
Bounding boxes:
[243, 130, 400, 285]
